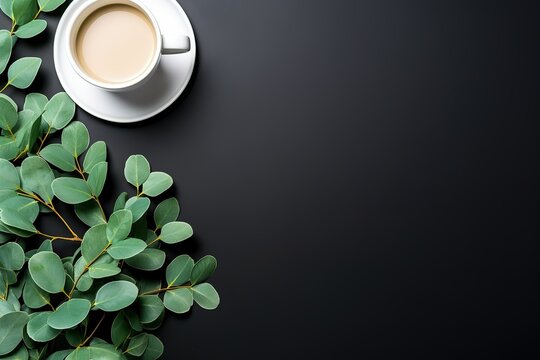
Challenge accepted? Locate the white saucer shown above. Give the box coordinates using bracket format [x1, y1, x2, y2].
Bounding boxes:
[54, 0, 196, 123]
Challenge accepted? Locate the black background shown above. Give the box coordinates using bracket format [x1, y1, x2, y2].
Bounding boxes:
[1, 0, 540, 358]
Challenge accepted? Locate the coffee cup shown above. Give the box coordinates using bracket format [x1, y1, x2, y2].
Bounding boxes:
[65, 0, 190, 91]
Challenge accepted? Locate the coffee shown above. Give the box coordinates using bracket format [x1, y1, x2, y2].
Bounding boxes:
[75, 4, 156, 84]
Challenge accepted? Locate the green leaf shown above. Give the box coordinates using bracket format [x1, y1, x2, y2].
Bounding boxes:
[125, 248, 165, 271]
[0, 138, 18, 161]
[22, 277, 50, 309]
[14, 19, 47, 38]
[0, 0, 13, 19]
[24, 93, 47, 116]
[124, 196, 150, 223]
[87, 255, 119, 279]
[1, 196, 39, 223]
[81, 223, 107, 263]
[47, 299, 91, 330]
[166, 255, 193, 287]
[38, 0, 66, 12]
[61, 121, 89, 157]
[111, 312, 130, 347]
[0, 345, 28, 360]
[0, 159, 19, 190]
[20, 156, 54, 203]
[39, 144, 76, 172]
[138, 296, 164, 324]
[94, 280, 138, 312]
[0, 208, 36, 234]
[83, 141, 106, 173]
[8, 57, 41, 89]
[0, 242, 24, 270]
[113, 192, 128, 212]
[0, 98, 17, 134]
[124, 154, 150, 188]
[160, 221, 193, 244]
[28, 251, 65, 294]
[45, 350, 72, 360]
[27, 311, 60, 342]
[87, 161, 107, 197]
[141, 334, 163, 360]
[163, 288, 192, 314]
[73, 258, 92, 292]
[74, 201, 105, 227]
[0, 31, 11, 75]
[107, 238, 146, 260]
[0, 312, 28, 355]
[191, 255, 218, 285]
[141, 172, 173, 197]
[106, 209, 132, 243]
[126, 333, 148, 356]
[192, 283, 220, 310]
[51, 177, 92, 204]
[65, 346, 123, 360]
[12, 0, 36, 26]
[42, 92, 75, 130]
[153, 197, 179, 230]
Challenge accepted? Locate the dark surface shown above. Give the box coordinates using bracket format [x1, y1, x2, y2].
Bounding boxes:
[2, 0, 540, 358]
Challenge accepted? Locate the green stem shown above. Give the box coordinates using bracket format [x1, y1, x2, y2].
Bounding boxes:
[139, 284, 192, 297]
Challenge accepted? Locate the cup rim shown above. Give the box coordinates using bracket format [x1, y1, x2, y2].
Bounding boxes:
[66, 0, 162, 91]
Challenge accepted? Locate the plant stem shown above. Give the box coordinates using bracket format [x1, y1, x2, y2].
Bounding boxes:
[69, 244, 111, 297]
[9, 21, 15, 36]
[146, 236, 161, 247]
[139, 284, 192, 296]
[36, 231, 81, 242]
[36, 126, 51, 154]
[78, 313, 106, 348]
[0, 81, 10, 93]
[75, 158, 107, 219]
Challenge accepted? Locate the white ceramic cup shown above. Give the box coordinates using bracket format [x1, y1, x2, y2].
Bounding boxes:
[66, 0, 191, 91]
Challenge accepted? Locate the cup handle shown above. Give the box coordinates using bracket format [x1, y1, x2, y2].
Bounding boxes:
[162, 34, 191, 54]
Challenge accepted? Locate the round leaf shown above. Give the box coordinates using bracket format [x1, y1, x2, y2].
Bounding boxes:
[88, 255, 120, 279]
[125, 248, 165, 271]
[20, 156, 55, 203]
[0, 311, 28, 355]
[106, 209, 132, 243]
[126, 333, 148, 356]
[0, 96, 17, 132]
[141, 172, 173, 197]
[141, 334, 164, 360]
[27, 311, 60, 342]
[160, 221, 193, 244]
[81, 223, 108, 263]
[138, 296, 164, 324]
[38, 0, 66, 12]
[12, 0, 36, 26]
[74, 201, 106, 227]
[0, 242, 25, 270]
[24, 93, 47, 116]
[124, 154, 150, 188]
[153, 197, 180, 230]
[0, 345, 28, 359]
[28, 251, 66, 294]
[14, 19, 47, 39]
[107, 238, 146, 260]
[0, 30, 11, 74]
[94, 281, 138, 312]
[163, 288, 192, 314]
[83, 141, 106, 173]
[51, 178, 92, 204]
[111, 312, 130, 347]
[191, 255, 218, 285]
[47, 299, 91, 330]
[0, 208, 36, 234]
[1, 196, 39, 222]
[42, 92, 75, 130]
[23, 277, 50, 309]
[61, 121, 89, 157]
[66, 346, 123, 360]
[166, 255, 194, 287]
[0, 159, 19, 190]
[125, 196, 150, 223]
[87, 161, 107, 197]
[39, 144, 76, 172]
[7, 57, 41, 89]
[192, 283, 220, 310]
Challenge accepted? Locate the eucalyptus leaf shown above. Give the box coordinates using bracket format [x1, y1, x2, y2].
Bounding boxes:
[0, 159, 19, 190]
[0, 97, 17, 134]
[12, 0, 36, 26]
[81, 223, 108, 263]
[0, 311, 28, 355]
[125, 248, 165, 271]
[61, 121, 89, 157]
[191, 255, 218, 285]
[141, 334, 164, 360]
[0, 207, 36, 234]
[47, 299, 91, 330]
[39, 144, 76, 172]
[7, 57, 41, 89]
[51, 177, 92, 204]
[192, 283, 220, 310]
[166, 255, 193, 287]
[138, 296, 164, 324]
[125, 196, 150, 223]
[113, 192, 128, 212]
[27, 311, 60, 342]
[88, 255, 119, 279]
[0, 0, 13, 19]
[154, 197, 180, 230]
[106, 209, 132, 243]
[22, 277, 50, 309]
[82, 141, 106, 173]
[1, 196, 39, 223]
[124, 154, 150, 188]
[45, 350, 72, 360]
[20, 156, 55, 203]
[160, 221, 193, 244]
[0, 30, 11, 75]
[74, 200, 105, 227]
[107, 238, 146, 260]
[111, 312, 130, 347]
[28, 251, 65, 294]
[87, 161, 107, 197]
[38, 0, 66, 12]
[65, 346, 123, 360]
[0, 344, 28, 360]
[126, 333, 148, 356]
[42, 92, 75, 130]
[73, 258, 93, 292]
[0, 242, 24, 270]
[94, 280, 138, 312]
[14, 19, 47, 39]
[24, 93, 47, 116]
[0, 138, 18, 160]
[141, 172, 173, 197]
[163, 288, 192, 314]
